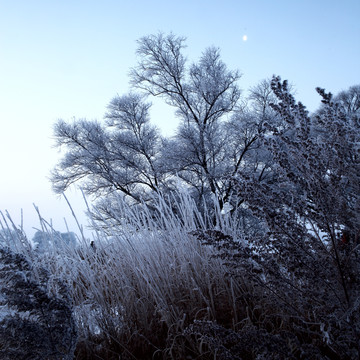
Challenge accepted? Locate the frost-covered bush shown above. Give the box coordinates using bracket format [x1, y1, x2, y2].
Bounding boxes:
[0, 247, 77, 359]
[192, 77, 360, 359]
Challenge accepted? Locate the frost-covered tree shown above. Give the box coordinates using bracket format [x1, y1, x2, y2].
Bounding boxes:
[248, 78, 278, 121]
[130, 33, 241, 206]
[52, 93, 164, 208]
[52, 34, 266, 218]
[0, 229, 18, 252]
[0, 247, 77, 359]
[0, 212, 30, 254]
[32, 230, 77, 253]
[329, 84, 360, 116]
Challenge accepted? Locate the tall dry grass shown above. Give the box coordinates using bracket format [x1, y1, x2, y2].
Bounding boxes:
[3, 189, 356, 358]
[19, 191, 248, 359]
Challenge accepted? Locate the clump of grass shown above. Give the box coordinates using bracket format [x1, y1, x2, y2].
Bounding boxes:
[25, 191, 246, 359]
[0, 197, 247, 359]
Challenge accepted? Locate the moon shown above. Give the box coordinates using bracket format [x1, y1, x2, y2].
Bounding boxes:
[242, 35, 248, 42]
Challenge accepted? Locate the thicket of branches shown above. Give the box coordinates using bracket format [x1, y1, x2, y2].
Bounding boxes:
[1, 33, 359, 359]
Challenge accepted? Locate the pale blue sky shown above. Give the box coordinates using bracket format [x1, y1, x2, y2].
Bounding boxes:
[1, 0, 359, 238]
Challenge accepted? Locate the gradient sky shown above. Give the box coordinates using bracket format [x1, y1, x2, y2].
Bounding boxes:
[1, 0, 359, 239]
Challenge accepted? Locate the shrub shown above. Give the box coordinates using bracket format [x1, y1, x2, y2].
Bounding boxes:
[189, 77, 360, 359]
[0, 247, 77, 359]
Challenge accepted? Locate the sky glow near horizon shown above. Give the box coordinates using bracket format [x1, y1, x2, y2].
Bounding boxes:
[0, 0, 359, 239]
